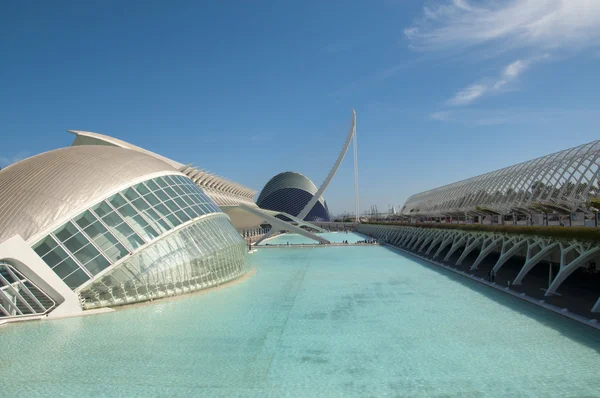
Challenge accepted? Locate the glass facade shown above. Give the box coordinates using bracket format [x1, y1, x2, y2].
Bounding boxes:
[79, 215, 247, 309]
[33, 174, 224, 289]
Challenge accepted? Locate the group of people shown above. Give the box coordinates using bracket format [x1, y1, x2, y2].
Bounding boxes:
[355, 239, 377, 244]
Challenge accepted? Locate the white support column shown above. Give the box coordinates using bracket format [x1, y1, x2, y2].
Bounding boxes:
[592, 296, 600, 313]
[470, 236, 503, 270]
[410, 233, 426, 251]
[456, 235, 484, 265]
[513, 241, 559, 285]
[492, 237, 528, 273]
[426, 232, 449, 255]
[434, 234, 456, 258]
[546, 246, 600, 296]
[418, 231, 439, 253]
[443, 234, 468, 262]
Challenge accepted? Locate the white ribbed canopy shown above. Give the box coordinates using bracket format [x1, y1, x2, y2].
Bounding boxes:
[0, 145, 178, 244]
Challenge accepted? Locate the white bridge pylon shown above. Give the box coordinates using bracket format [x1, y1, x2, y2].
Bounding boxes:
[297, 109, 357, 221]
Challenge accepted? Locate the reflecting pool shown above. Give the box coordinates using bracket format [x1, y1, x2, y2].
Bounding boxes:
[260, 231, 368, 245]
[1, 243, 599, 397]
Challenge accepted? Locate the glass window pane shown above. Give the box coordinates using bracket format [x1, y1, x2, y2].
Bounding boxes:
[164, 175, 178, 185]
[75, 211, 97, 230]
[145, 180, 160, 192]
[181, 195, 195, 207]
[123, 188, 140, 201]
[134, 215, 160, 239]
[53, 257, 80, 279]
[163, 187, 177, 198]
[192, 205, 205, 216]
[101, 211, 126, 229]
[102, 243, 129, 263]
[174, 197, 188, 209]
[34, 236, 58, 258]
[144, 208, 172, 231]
[63, 268, 90, 289]
[131, 198, 150, 211]
[99, 212, 144, 250]
[114, 202, 158, 241]
[83, 254, 111, 275]
[191, 194, 204, 203]
[134, 183, 150, 196]
[123, 231, 145, 250]
[143, 192, 161, 206]
[183, 207, 198, 219]
[109, 193, 128, 210]
[91, 229, 119, 252]
[154, 189, 169, 201]
[42, 246, 70, 268]
[55, 222, 80, 242]
[166, 214, 182, 227]
[179, 184, 192, 194]
[164, 200, 180, 213]
[153, 203, 172, 218]
[175, 210, 190, 223]
[83, 220, 107, 239]
[172, 185, 186, 196]
[114, 202, 136, 219]
[199, 204, 211, 214]
[71, 242, 102, 266]
[62, 232, 89, 254]
[156, 177, 168, 188]
[92, 201, 114, 218]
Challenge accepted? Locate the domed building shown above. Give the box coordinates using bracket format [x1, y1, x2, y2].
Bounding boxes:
[0, 145, 248, 320]
[256, 171, 331, 222]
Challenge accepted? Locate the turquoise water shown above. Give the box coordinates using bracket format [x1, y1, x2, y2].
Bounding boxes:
[261, 231, 369, 245]
[1, 243, 600, 396]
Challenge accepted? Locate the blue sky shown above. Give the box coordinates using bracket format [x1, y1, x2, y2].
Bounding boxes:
[2, 1, 600, 215]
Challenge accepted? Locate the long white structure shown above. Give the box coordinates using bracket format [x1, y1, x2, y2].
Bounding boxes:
[402, 140, 600, 218]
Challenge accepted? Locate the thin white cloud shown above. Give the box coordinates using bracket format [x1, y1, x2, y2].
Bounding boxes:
[448, 83, 487, 105]
[405, 0, 600, 52]
[448, 55, 548, 105]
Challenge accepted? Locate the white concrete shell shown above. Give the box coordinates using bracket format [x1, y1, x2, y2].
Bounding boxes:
[0, 145, 178, 245]
[69, 130, 257, 206]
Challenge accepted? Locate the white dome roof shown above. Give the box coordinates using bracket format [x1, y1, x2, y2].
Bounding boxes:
[0, 145, 178, 244]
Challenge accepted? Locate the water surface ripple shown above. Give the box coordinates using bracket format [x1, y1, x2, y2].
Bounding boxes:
[1, 238, 599, 397]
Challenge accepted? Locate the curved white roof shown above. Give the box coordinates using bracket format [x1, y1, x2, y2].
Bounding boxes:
[70, 130, 257, 201]
[402, 140, 600, 216]
[0, 145, 178, 244]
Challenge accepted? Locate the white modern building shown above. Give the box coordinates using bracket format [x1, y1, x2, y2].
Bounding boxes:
[402, 140, 600, 223]
[0, 143, 249, 322]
